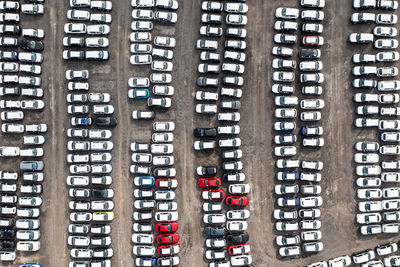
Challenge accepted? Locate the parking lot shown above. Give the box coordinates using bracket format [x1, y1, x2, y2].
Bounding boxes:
[3, 0, 400, 266]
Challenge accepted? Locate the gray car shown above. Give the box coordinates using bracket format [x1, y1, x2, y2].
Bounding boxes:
[20, 161, 44, 171]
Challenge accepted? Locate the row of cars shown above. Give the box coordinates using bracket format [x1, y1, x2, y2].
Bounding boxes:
[194, 1, 252, 267]
[65, 70, 116, 267]
[129, 0, 178, 69]
[129, 0, 179, 119]
[348, 0, 400, 237]
[301, 240, 400, 267]
[63, 0, 113, 61]
[130, 122, 180, 267]
[129, 0, 180, 266]
[272, 1, 325, 258]
[0, 1, 47, 262]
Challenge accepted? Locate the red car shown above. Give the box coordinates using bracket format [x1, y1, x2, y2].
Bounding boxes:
[302, 36, 324, 46]
[156, 178, 178, 189]
[198, 177, 221, 188]
[156, 233, 180, 244]
[228, 243, 251, 255]
[155, 222, 178, 233]
[202, 189, 225, 200]
[225, 196, 248, 206]
[157, 244, 181, 256]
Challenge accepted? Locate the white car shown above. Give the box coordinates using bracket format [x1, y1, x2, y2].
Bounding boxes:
[91, 0, 112, 10]
[153, 121, 175, 131]
[300, 197, 323, 207]
[354, 153, 379, 163]
[356, 213, 382, 224]
[21, 4, 44, 14]
[156, 0, 178, 9]
[349, 33, 374, 43]
[130, 32, 152, 43]
[279, 246, 300, 257]
[353, 0, 376, 8]
[203, 214, 226, 224]
[357, 189, 383, 199]
[272, 46, 293, 57]
[22, 28, 44, 39]
[17, 241, 40, 251]
[376, 13, 398, 24]
[275, 7, 299, 19]
[1, 111, 23, 121]
[356, 165, 382, 176]
[155, 211, 178, 222]
[154, 36, 176, 48]
[226, 14, 247, 25]
[301, 10, 324, 21]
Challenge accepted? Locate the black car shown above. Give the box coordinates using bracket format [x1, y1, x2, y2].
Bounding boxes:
[194, 128, 217, 138]
[204, 227, 225, 237]
[153, 168, 175, 177]
[20, 40, 44, 51]
[0, 25, 20, 35]
[198, 166, 217, 175]
[0, 229, 15, 239]
[92, 189, 112, 199]
[95, 117, 117, 127]
[226, 233, 249, 244]
[299, 49, 321, 59]
[0, 241, 14, 250]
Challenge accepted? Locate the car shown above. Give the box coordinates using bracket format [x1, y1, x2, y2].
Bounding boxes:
[278, 246, 300, 257]
[272, 46, 293, 57]
[20, 65, 42, 75]
[378, 80, 400, 91]
[154, 11, 177, 23]
[22, 29, 44, 39]
[0, 24, 19, 35]
[376, 13, 397, 24]
[154, 36, 175, 48]
[87, 24, 110, 35]
[377, 67, 398, 77]
[274, 34, 297, 44]
[150, 73, 172, 84]
[226, 14, 247, 26]
[378, 93, 399, 104]
[147, 97, 171, 108]
[301, 10, 324, 21]
[374, 39, 398, 49]
[353, 66, 377, 76]
[0, 1, 19, 11]
[129, 32, 151, 43]
[373, 26, 397, 37]
[302, 36, 324, 46]
[275, 7, 299, 19]
[377, 0, 398, 10]
[21, 3, 44, 15]
[85, 50, 109, 60]
[300, 99, 325, 110]
[274, 21, 297, 32]
[132, 9, 154, 20]
[91, 0, 112, 10]
[67, 9, 90, 21]
[351, 12, 375, 23]
[194, 140, 216, 151]
[349, 33, 374, 44]
[90, 13, 112, 23]
[0, 13, 19, 23]
[354, 0, 376, 8]
[381, 132, 400, 142]
[16, 241, 40, 252]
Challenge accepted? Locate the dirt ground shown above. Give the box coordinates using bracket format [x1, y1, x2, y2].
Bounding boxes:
[2, 0, 400, 266]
